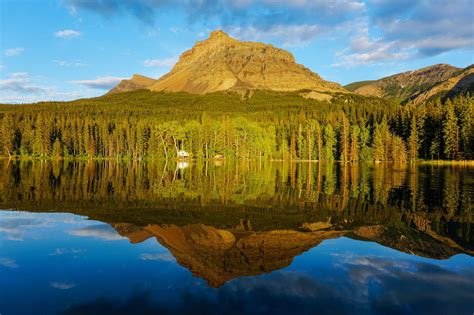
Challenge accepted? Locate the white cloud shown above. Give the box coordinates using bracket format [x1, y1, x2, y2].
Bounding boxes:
[53, 60, 86, 67]
[54, 29, 81, 38]
[50, 281, 76, 290]
[143, 57, 178, 67]
[70, 76, 126, 89]
[50, 248, 85, 256]
[0, 72, 98, 103]
[332, 22, 410, 67]
[140, 253, 175, 262]
[261, 0, 365, 11]
[4, 48, 24, 57]
[0, 72, 47, 94]
[337, 0, 474, 65]
[0, 257, 19, 268]
[170, 27, 184, 33]
[228, 24, 325, 46]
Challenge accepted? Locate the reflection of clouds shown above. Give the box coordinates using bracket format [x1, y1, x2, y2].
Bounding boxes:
[62, 273, 355, 315]
[62, 256, 474, 315]
[50, 282, 76, 290]
[0, 217, 44, 241]
[50, 248, 85, 256]
[232, 271, 326, 298]
[347, 256, 411, 285]
[0, 211, 85, 241]
[342, 256, 474, 314]
[140, 253, 175, 262]
[0, 257, 18, 268]
[69, 224, 125, 241]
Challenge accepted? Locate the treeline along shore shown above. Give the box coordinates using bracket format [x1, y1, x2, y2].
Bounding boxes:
[0, 90, 472, 162]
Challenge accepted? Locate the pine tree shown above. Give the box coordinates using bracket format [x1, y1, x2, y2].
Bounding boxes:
[350, 125, 360, 163]
[52, 138, 62, 159]
[323, 124, 336, 161]
[359, 123, 372, 162]
[373, 123, 385, 162]
[339, 113, 350, 162]
[443, 99, 459, 160]
[1, 114, 15, 157]
[408, 114, 419, 163]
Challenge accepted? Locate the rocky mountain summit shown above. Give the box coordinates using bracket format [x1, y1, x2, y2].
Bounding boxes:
[108, 30, 344, 95]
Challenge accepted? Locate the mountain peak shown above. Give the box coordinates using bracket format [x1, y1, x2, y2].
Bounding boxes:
[146, 30, 344, 94]
[209, 29, 232, 40]
[107, 30, 345, 95]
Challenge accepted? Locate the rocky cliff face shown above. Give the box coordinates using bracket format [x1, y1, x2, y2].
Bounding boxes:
[107, 30, 344, 95]
[349, 64, 463, 102]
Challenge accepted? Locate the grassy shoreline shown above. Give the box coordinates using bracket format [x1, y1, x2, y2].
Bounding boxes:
[417, 160, 474, 166]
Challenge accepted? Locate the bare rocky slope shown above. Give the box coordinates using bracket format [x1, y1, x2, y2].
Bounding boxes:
[108, 30, 345, 95]
[347, 64, 473, 103]
[411, 65, 474, 104]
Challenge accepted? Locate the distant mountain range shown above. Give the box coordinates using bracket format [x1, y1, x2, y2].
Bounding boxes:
[108, 29, 473, 104]
[345, 64, 474, 104]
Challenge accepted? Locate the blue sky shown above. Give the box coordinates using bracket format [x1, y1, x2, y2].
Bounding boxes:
[1, 0, 473, 103]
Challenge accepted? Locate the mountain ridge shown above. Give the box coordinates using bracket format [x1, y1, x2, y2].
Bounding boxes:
[347, 63, 473, 103]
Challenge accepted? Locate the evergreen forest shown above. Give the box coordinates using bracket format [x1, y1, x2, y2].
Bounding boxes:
[0, 90, 472, 162]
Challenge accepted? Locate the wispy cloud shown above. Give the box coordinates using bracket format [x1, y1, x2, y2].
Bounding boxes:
[65, 0, 365, 46]
[143, 57, 177, 67]
[333, 0, 474, 67]
[70, 76, 126, 90]
[54, 29, 81, 38]
[50, 248, 85, 256]
[50, 281, 76, 290]
[4, 47, 24, 57]
[332, 24, 410, 67]
[53, 60, 86, 67]
[228, 24, 325, 47]
[0, 72, 95, 103]
[0, 72, 47, 94]
[0, 257, 19, 268]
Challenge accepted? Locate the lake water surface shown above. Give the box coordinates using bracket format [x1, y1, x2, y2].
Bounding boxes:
[0, 160, 473, 315]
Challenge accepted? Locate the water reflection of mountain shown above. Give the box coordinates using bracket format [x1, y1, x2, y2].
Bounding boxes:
[114, 223, 345, 287]
[108, 218, 473, 287]
[0, 160, 472, 271]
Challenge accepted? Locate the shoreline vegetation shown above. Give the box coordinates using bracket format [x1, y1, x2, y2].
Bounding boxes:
[1, 155, 473, 166]
[0, 90, 472, 164]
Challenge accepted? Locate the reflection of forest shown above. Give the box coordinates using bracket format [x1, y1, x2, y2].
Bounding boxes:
[0, 160, 472, 261]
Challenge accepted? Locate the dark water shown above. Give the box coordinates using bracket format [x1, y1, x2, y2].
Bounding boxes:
[0, 160, 473, 315]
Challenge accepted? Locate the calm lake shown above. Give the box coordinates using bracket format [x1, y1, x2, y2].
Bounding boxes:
[0, 160, 473, 315]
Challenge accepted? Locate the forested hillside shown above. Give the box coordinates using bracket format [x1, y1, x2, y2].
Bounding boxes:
[0, 90, 472, 161]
